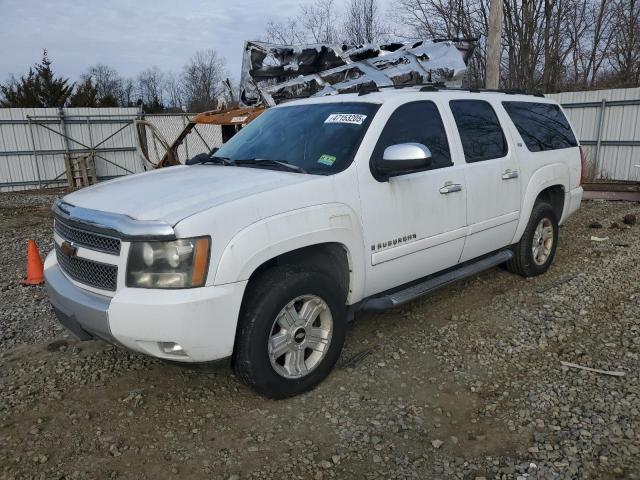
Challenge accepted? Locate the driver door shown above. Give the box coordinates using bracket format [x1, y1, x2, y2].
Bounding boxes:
[357, 100, 468, 297]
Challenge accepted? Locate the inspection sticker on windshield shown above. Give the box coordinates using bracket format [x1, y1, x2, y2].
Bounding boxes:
[318, 154, 337, 166]
[324, 113, 367, 125]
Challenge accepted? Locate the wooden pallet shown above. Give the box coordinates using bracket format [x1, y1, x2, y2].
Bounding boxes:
[65, 153, 97, 189]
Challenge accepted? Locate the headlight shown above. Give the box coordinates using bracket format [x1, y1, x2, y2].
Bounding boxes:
[126, 237, 210, 289]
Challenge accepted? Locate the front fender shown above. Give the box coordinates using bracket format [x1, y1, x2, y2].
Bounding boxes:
[511, 163, 569, 244]
[213, 203, 365, 303]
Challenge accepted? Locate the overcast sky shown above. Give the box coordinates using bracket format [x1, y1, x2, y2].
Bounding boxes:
[1, 0, 373, 83]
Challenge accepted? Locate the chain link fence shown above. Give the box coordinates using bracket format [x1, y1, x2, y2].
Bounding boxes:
[141, 114, 223, 166]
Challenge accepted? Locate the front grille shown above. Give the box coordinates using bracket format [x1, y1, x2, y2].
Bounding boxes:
[54, 219, 121, 255]
[56, 244, 118, 291]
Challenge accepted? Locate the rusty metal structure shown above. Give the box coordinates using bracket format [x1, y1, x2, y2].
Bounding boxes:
[154, 37, 476, 168]
[152, 106, 266, 168]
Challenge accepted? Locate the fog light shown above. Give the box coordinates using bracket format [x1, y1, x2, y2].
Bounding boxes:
[158, 342, 187, 356]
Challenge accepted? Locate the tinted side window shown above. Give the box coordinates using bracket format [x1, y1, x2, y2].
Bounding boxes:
[372, 101, 452, 172]
[450, 100, 507, 162]
[502, 101, 578, 152]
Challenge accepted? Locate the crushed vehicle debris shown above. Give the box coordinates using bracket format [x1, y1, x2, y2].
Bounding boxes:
[239, 38, 476, 106]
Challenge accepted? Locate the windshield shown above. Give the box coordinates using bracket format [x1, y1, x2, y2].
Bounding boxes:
[213, 102, 380, 174]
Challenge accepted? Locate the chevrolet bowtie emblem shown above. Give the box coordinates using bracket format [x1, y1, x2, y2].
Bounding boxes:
[60, 241, 78, 258]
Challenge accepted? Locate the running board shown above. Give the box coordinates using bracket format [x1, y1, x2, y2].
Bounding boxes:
[360, 249, 513, 312]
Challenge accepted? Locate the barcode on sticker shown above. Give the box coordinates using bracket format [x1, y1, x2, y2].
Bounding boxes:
[231, 116, 248, 123]
[324, 113, 367, 125]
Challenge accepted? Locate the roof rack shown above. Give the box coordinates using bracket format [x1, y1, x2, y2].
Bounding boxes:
[467, 87, 545, 97]
[355, 82, 545, 98]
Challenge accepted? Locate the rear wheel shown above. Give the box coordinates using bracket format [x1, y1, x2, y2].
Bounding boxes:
[233, 266, 346, 399]
[507, 202, 559, 277]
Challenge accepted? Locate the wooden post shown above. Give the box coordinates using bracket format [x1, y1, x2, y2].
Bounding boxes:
[486, 0, 503, 89]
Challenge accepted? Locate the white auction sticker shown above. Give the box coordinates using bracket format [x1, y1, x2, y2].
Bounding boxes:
[324, 113, 367, 125]
[231, 116, 248, 123]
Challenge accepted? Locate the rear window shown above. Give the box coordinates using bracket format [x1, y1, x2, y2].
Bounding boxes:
[502, 101, 577, 152]
[450, 100, 507, 162]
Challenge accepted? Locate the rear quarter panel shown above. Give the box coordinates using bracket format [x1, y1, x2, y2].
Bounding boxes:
[495, 99, 582, 243]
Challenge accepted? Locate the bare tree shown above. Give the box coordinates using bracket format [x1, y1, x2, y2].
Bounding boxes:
[608, 0, 640, 86]
[264, 0, 341, 44]
[137, 67, 165, 112]
[502, 0, 546, 90]
[181, 50, 227, 112]
[164, 71, 184, 111]
[86, 64, 123, 106]
[390, 0, 640, 91]
[265, 17, 307, 44]
[343, 0, 386, 44]
[540, 0, 584, 92]
[300, 0, 340, 43]
[119, 78, 135, 107]
[264, 0, 386, 46]
[582, 0, 614, 87]
[392, 0, 490, 87]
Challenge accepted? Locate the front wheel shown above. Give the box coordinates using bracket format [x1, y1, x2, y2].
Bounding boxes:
[233, 266, 347, 399]
[507, 202, 559, 277]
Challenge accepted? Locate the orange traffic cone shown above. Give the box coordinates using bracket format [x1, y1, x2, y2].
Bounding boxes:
[21, 240, 44, 286]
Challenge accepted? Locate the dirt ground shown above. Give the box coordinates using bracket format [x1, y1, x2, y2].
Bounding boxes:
[0, 189, 639, 480]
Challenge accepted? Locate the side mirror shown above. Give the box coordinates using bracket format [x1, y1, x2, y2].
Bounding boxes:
[377, 143, 432, 177]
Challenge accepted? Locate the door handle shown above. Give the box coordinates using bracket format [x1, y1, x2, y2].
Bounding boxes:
[502, 169, 519, 180]
[439, 183, 462, 194]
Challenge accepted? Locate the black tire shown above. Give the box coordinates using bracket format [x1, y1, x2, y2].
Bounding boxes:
[507, 202, 559, 277]
[233, 265, 347, 399]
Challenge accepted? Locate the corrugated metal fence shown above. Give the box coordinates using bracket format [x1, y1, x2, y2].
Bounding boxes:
[547, 87, 640, 182]
[1, 88, 638, 191]
[0, 108, 222, 192]
[0, 107, 144, 191]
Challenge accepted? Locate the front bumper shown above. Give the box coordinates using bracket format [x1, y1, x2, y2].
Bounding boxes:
[45, 256, 115, 343]
[44, 251, 247, 362]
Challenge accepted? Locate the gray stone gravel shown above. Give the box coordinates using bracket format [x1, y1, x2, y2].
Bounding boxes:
[0, 189, 64, 350]
[0, 190, 638, 480]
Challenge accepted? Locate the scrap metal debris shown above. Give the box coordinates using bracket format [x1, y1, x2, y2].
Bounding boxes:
[535, 274, 576, 293]
[560, 361, 626, 377]
[340, 347, 377, 369]
[239, 38, 476, 107]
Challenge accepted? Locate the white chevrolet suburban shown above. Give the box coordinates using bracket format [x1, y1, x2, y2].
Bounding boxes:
[45, 87, 584, 398]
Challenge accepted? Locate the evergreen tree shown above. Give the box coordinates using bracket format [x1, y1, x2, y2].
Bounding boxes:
[68, 75, 98, 107]
[0, 50, 74, 107]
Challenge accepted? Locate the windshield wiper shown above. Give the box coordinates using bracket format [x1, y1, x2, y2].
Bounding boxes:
[234, 158, 307, 174]
[199, 155, 235, 166]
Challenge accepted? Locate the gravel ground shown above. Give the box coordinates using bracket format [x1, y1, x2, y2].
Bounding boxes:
[0, 189, 639, 480]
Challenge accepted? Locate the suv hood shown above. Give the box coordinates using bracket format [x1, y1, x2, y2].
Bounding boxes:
[63, 165, 316, 225]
